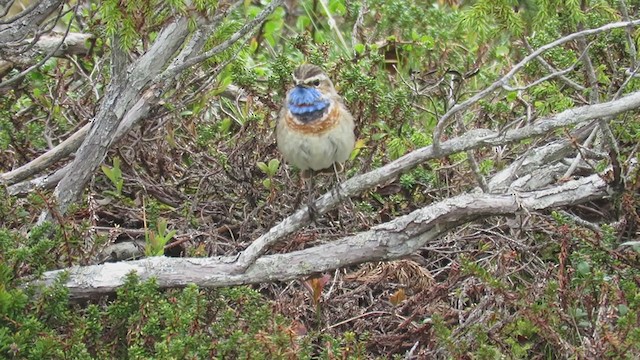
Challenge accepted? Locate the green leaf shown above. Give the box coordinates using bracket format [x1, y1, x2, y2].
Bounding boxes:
[267, 159, 280, 174]
[257, 161, 269, 174]
[576, 261, 590, 276]
[618, 304, 629, 316]
[495, 45, 509, 57]
[264, 19, 283, 36]
[349, 139, 365, 161]
[165, 230, 177, 242]
[246, 5, 260, 18]
[296, 15, 311, 31]
[101, 165, 114, 181]
[157, 218, 167, 236]
[30, 71, 44, 81]
[329, 0, 346, 15]
[388, 137, 406, 159]
[249, 37, 259, 52]
[420, 35, 434, 45]
[314, 31, 326, 43]
[212, 75, 233, 96]
[220, 118, 233, 133]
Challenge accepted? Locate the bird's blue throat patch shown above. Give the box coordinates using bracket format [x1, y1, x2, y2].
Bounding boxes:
[288, 86, 330, 120]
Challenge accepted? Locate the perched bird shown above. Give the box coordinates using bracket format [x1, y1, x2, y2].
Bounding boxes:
[276, 64, 355, 211]
[277, 64, 355, 176]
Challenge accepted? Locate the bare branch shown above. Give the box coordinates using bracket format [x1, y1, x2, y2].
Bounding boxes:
[166, 1, 243, 71]
[41, 16, 193, 221]
[432, 19, 640, 153]
[7, 163, 67, 195]
[0, 3, 78, 90]
[0, 31, 91, 61]
[35, 172, 609, 300]
[503, 43, 592, 92]
[522, 37, 586, 92]
[159, 0, 284, 80]
[576, 29, 599, 102]
[0, 123, 89, 185]
[37, 1, 286, 220]
[0, 0, 63, 41]
[619, 1, 637, 68]
[0, 1, 16, 18]
[233, 90, 640, 270]
[561, 124, 598, 179]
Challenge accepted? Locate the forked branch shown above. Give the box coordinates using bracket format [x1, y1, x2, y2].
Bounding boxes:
[36, 172, 609, 300]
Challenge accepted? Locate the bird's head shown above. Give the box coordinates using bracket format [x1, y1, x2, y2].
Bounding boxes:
[292, 64, 335, 94]
[286, 64, 335, 116]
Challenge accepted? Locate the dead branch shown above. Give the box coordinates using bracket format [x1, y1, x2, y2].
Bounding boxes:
[36, 0, 284, 223]
[0, 31, 92, 78]
[35, 172, 609, 300]
[38, 16, 194, 222]
[0, 2, 80, 89]
[0, 0, 63, 43]
[1, 123, 89, 185]
[233, 90, 640, 270]
[432, 19, 640, 152]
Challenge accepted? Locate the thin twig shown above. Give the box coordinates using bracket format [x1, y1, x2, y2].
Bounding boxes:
[432, 19, 640, 153]
[160, 0, 284, 80]
[503, 42, 593, 92]
[522, 37, 586, 92]
[0, 3, 77, 90]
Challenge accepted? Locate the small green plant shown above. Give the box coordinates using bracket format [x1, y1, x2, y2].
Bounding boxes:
[388, 136, 407, 160]
[399, 173, 416, 190]
[144, 218, 177, 257]
[101, 157, 124, 197]
[0, 267, 367, 359]
[479, 159, 494, 175]
[356, 200, 375, 213]
[256, 158, 280, 190]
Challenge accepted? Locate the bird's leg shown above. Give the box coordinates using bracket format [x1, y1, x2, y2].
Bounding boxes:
[331, 162, 345, 200]
[304, 170, 320, 221]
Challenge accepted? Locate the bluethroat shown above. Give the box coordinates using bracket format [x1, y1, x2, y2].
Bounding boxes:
[276, 64, 355, 213]
[276, 64, 355, 178]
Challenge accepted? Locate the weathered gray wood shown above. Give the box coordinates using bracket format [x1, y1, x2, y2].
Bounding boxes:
[38, 0, 284, 222]
[1, 123, 89, 185]
[36, 172, 608, 300]
[233, 90, 640, 270]
[40, 17, 192, 222]
[0, 0, 63, 43]
[432, 19, 640, 152]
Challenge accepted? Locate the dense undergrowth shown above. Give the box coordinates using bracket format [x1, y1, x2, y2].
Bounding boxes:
[2, 0, 640, 358]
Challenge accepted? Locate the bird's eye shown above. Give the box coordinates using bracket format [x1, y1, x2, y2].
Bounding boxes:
[312, 80, 320, 86]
